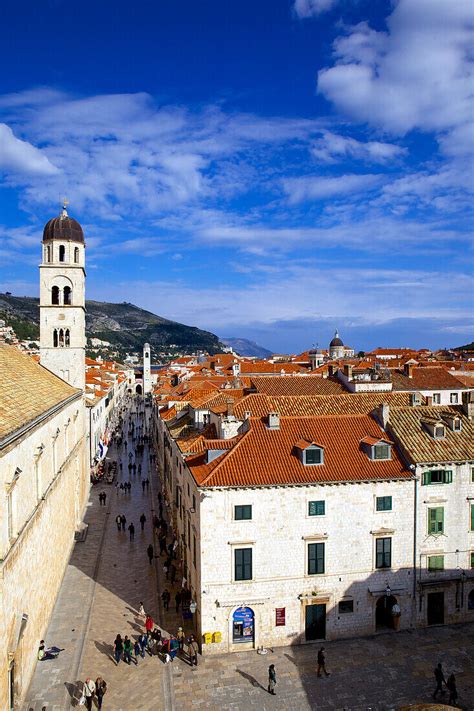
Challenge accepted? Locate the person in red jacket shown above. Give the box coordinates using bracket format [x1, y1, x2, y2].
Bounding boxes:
[145, 614, 154, 633]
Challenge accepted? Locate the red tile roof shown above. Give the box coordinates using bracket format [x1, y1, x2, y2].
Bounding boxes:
[187, 414, 411, 488]
[391, 366, 469, 391]
[250, 375, 345, 396]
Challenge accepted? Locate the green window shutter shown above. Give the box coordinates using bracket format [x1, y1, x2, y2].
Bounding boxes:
[445, 470, 452, 483]
[422, 471, 429, 486]
[429, 507, 444, 535]
[308, 542, 325, 574]
[309, 500, 325, 516]
[471, 505, 474, 532]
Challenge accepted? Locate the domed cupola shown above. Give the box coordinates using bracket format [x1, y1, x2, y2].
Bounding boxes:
[43, 202, 84, 243]
[329, 329, 345, 359]
[329, 330, 344, 348]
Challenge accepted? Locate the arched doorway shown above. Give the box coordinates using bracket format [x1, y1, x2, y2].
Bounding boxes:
[376, 594, 398, 630]
[232, 606, 254, 645]
[136, 384, 142, 395]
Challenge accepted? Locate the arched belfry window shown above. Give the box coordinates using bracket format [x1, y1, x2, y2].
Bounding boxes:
[63, 286, 72, 305]
[65, 329, 70, 347]
[52, 286, 60, 305]
[53, 330, 58, 347]
[59, 245, 65, 262]
[45, 245, 51, 262]
[59, 329, 64, 347]
[74, 247, 79, 264]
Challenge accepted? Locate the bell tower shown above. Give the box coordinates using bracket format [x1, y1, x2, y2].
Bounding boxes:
[39, 201, 86, 391]
[143, 342, 152, 395]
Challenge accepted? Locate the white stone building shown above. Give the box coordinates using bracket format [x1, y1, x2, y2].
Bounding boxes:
[0, 344, 88, 709]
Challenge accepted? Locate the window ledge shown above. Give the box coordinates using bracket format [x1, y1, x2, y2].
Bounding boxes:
[370, 528, 395, 536]
[302, 533, 328, 541]
[228, 540, 256, 546]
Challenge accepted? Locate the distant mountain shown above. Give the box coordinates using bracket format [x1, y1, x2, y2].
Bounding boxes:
[0, 293, 223, 355]
[221, 337, 272, 358]
[454, 342, 474, 351]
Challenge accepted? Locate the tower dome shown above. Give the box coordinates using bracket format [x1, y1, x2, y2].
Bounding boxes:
[42, 204, 84, 243]
[329, 330, 344, 348]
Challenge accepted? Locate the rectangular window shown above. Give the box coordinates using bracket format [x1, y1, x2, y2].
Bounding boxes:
[187, 520, 191, 548]
[376, 537, 391, 568]
[432, 393, 441, 404]
[471, 551, 474, 568]
[428, 507, 444, 535]
[422, 470, 452, 485]
[373, 444, 390, 460]
[471, 504, 474, 532]
[450, 393, 458, 404]
[308, 500, 325, 516]
[235, 505, 252, 520]
[376, 496, 392, 512]
[471, 468, 474, 484]
[193, 535, 196, 567]
[305, 448, 322, 465]
[234, 548, 252, 581]
[192, 494, 196, 510]
[428, 555, 444, 571]
[308, 542, 325, 575]
[338, 600, 354, 613]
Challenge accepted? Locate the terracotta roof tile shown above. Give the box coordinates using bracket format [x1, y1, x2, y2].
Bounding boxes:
[188, 414, 411, 488]
[391, 367, 469, 391]
[0, 344, 80, 442]
[250, 376, 345, 396]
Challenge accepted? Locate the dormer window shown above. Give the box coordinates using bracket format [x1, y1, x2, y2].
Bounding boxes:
[360, 436, 392, 461]
[422, 419, 446, 439]
[295, 440, 324, 466]
[434, 425, 445, 439]
[446, 415, 462, 432]
[373, 444, 391, 460]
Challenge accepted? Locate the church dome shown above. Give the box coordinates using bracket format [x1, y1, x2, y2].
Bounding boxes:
[43, 206, 84, 243]
[329, 330, 344, 348]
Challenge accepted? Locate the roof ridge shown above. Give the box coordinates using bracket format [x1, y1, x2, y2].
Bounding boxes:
[199, 427, 252, 486]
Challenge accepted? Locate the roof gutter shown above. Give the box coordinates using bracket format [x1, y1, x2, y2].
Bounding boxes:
[0, 391, 82, 451]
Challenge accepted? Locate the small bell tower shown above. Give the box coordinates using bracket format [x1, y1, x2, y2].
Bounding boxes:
[143, 342, 152, 395]
[39, 201, 86, 391]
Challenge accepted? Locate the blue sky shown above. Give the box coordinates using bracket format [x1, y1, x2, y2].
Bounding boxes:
[0, 0, 472, 352]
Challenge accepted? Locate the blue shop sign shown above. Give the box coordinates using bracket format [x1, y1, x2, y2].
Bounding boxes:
[232, 606, 254, 642]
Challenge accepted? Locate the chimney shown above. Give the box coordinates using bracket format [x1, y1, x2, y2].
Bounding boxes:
[377, 403, 390, 429]
[328, 364, 337, 377]
[226, 399, 234, 417]
[404, 363, 414, 378]
[462, 391, 474, 419]
[267, 412, 280, 430]
[343, 364, 353, 379]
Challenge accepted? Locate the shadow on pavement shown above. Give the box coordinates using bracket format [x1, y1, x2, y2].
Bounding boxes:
[236, 668, 267, 691]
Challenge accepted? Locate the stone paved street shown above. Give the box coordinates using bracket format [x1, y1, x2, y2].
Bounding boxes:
[23, 399, 474, 711]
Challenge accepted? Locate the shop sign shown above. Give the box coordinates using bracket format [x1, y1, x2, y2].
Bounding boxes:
[275, 607, 286, 626]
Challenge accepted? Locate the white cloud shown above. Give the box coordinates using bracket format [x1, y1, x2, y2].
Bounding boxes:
[0, 123, 59, 176]
[283, 172, 382, 203]
[311, 131, 406, 163]
[293, 0, 339, 18]
[318, 0, 474, 139]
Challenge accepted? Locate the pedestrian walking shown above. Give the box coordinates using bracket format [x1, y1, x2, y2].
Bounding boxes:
[433, 662, 446, 699]
[134, 639, 141, 663]
[99, 492, 104, 506]
[113, 634, 123, 664]
[120, 514, 126, 531]
[159, 534, 166, 555]
[161, 589, 170, 611]
[138, 601, 146, 618]
[102, 491, 107, 505]
[128, 523, 135, 541]
[446, 673, 458, 704]
[133, 463, 137, 475]
[141, 479, 146, 492]
[268, 664, 277, 695]
[177, 626, 185, 651]
[95, 677, 107, 710]
[145, 478, 150, 491]
[82, 678, 96, 710]
[139, 633, 148, 658]
[138, 463, 142, 476]
[188, 635, 199, 666]
[175, 591, 182, 613]
[123, 635, 133, 664]
[317, 647, 330, 677]
[128, 462, 132, 475]
[169, 636, 179, 661]
[147, 543, 154, 565]
[170, 563, 177, 584]
[139, 513, 146, 531]
[145, 614, 155, 634]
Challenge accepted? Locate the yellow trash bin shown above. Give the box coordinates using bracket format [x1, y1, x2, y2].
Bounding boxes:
[203, 632, 212, 644]
[212, 631, 222, 643]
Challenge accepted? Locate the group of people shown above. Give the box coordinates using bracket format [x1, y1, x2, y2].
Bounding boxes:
[433, 662, 458, 705]
[80, 676, 107, 710]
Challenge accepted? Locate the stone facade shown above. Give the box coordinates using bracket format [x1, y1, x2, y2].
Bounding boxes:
[0, 392, 87, 709]
[39, 215, 86, 391]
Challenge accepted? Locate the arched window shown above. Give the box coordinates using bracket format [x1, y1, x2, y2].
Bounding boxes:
[65, 329, 70, 347]
[45, 245, 51, 262]
[59, 329, 64, 347]
[52, 286, 60, 305]
[53, 330, 58, 347]
[74, 247, 79, 264]
[59, 245, 65, 262]
[468, 590, 474, 611]
[63, 286, 72, 305]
